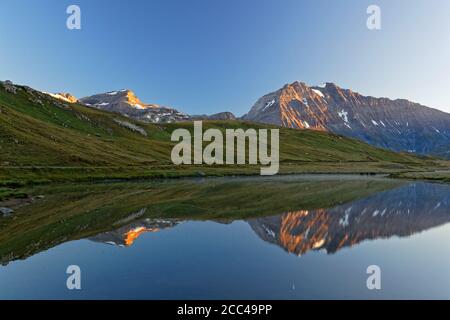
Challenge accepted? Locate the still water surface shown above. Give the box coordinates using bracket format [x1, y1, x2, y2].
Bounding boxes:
[0, 175, 449, 299]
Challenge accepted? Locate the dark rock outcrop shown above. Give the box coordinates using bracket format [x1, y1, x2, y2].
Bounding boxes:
[191, 111, 236, 121]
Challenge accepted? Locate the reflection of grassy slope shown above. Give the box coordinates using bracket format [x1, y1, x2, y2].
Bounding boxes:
[1, 84, 442, 184]
[0, 177, 403, 264]
[0, 187, 27, 200]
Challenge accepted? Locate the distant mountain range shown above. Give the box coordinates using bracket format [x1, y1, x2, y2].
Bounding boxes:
[243, 81, 450, 157]
[48, 89, 239, 123]
[4, 79, 450, 157]
[4, 79, 426, 174]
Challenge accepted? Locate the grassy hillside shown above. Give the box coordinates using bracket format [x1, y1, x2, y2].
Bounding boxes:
[0, 82, 446, 184]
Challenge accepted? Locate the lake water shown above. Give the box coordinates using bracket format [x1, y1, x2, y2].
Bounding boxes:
[0, 175, 449, 299]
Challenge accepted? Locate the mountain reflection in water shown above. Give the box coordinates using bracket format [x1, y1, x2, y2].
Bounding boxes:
[2, 176, 450, 299]
[88, 181, 450, 257]
[90, 219, 183, 247]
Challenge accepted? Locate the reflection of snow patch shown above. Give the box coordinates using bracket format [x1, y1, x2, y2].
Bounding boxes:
[304, 228, 310, 239]
[312, 239, 325, 249]
[263, 225, 276, 238]
[339, 214, 349, 227]
[302, 98, 309, 106]
[339, 207, 352, 227]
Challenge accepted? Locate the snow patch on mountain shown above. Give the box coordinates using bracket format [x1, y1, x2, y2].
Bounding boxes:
[262, 99, 276, 111]
[338, 110, 349, 123]
[312, 89, 324, 98]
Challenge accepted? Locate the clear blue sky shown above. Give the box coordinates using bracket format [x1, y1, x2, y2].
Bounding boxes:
[1, 0, 449, 115]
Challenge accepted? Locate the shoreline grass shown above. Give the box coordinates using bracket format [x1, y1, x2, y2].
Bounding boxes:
[0, 160, 443, 186]
[1, 162, 449, 203]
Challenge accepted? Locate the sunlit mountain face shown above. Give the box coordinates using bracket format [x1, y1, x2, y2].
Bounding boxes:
[243, 81, 450, 157]
[248, 182, 450, 256]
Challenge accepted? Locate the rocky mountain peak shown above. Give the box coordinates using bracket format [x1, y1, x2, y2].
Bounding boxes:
[80, 89, 154, 110]
[79, 89, 189, 123]
[243, 81, 450, 157]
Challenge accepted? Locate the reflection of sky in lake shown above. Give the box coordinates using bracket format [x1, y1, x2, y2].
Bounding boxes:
[0, 180, 449, 299]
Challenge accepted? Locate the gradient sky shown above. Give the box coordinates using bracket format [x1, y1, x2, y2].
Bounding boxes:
[1, 0, 449, 116]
